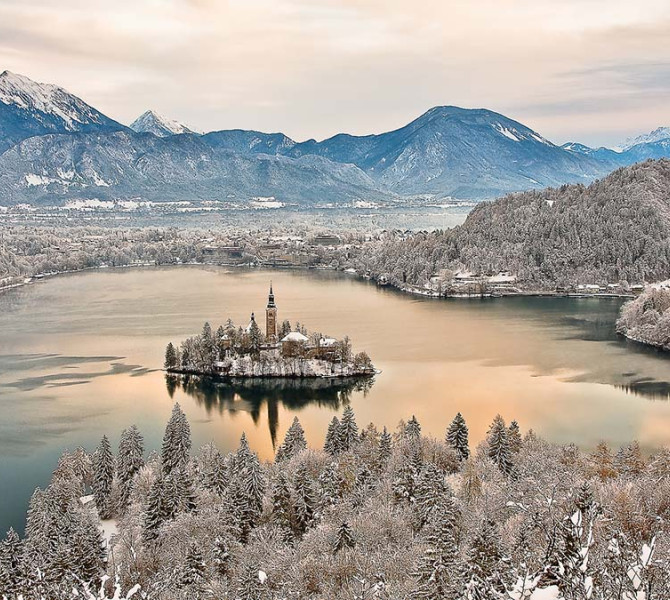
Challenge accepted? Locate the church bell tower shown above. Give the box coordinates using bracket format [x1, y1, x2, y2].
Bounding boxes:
[266, 283, 277, 342]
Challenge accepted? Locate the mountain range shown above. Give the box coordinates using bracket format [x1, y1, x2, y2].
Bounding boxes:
[0, 70, 669, 207]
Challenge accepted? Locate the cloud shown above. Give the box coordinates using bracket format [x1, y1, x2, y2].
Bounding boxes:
[0, 0, 668, 145]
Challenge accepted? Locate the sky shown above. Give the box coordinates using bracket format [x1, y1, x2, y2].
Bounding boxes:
[0, 0, 669, 147]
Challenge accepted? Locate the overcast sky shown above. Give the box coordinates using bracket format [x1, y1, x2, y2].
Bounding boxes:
[1, 0, 668, 146]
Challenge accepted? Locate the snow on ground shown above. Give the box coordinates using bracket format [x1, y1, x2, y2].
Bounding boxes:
[25, 173, 57, 186]
[99, 519, 119, 548]
[250, 196, 285, 209]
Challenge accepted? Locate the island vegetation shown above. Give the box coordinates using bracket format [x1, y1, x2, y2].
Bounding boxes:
[617, 287, 670, 350]
[2, 406, 669, 599]
[165, 319, 374, 379]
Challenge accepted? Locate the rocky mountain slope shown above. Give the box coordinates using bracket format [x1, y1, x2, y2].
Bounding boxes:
[286, 106, 606, 198]
[0, 70, 125, 154]
[2, 71, 670, 206]
[0, 130, 390, 206]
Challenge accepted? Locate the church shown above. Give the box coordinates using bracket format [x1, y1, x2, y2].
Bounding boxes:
[245, 284, 311, 347]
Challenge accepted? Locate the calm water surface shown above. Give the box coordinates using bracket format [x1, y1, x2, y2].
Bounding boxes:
[2, 266, 670, 533]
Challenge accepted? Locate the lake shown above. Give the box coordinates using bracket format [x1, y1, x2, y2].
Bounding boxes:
[2, 266, 670, 534]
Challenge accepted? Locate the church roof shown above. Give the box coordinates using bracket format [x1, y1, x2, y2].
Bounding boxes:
[280, 331, 308, 343]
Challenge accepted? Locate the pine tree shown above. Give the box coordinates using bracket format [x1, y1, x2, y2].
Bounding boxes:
[174, 467, 198, 513]
[415, 464, 449, 531]
[200, 444, 228, 496]
[117, 425, 144, 513]
[234, 433, 253, 476]
[243, 453, 266, 518]
[446, 412, 470, 461]
[249, 319, 262, 356]
[70, 514, 105, 586]
[293, 464, 317, 536]
[318, 462, 343, 507]
[0, 528, 23, 598]
[486, 415, 513, 476]
[143, 475, 168, 544]
[324, 416, 341, 455]
[180, 543, 206, 591]
[575, 481, 594, 513]
[236, 562, 262, 600]
[466, 519, 504, 599]
[393, 456, 420, 505]
[161, 403, 192, 475]
[508, 420, 522, 453]
[271, 472, 294, 540]
[92, 435, 114, 520]
[378, 426, 392, 466]
[405, 415, 422, 442]
[413, 496, 460, 600]
[339, 405, 359, 452]
[164, 342, 178, 369]
[200, 321, 214, 366]
[275, 416, 307, 463]
[333, 521, 355, 554]
[213, 537, 231, 579]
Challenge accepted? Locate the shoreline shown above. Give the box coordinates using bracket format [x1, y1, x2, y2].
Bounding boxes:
[165, 368, 376, 380]
[0, 260, 638, 301]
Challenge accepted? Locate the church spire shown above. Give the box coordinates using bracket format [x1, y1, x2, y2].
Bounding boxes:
[267, 282, 276, 308]
[266, 282, 277, 341]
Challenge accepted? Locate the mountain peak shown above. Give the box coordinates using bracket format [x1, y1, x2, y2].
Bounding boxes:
[0, 69, 122, 133]
[617, 126, 670, 152]
[130, 110, 196, 137]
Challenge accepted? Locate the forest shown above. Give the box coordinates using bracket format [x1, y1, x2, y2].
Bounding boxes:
[617, 287, 670, 350]
[2, 404, 669, 599]
[352, 159, 670, 290]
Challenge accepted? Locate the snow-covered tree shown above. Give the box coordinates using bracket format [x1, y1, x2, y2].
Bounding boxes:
[333, 521, 355, 554]
[446, 412, 470, 461]
[275, 416, 307, 463]
[161, 403, 192, 475]
[117, 425, 144, 513]
[486, 415, 513, 476]
[324, 416, 341, 455]
[92, 435, 114, 520]
[164, 342, 178, 369]
[339, 405, 359, 452]
[507, 420, 522, 453]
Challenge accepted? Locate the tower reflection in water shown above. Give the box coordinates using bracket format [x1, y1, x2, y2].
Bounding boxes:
[166, 374, 374, 449]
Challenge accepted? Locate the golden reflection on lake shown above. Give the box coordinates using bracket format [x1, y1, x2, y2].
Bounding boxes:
[3, 266, 670, 532]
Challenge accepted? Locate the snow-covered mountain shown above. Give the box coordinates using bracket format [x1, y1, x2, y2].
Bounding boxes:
[0, 131, 391, 206]
[0, 70, 124, 153]
[617, 127, 670, 152]
[285, 106, 605, 198]
[562, 134, 670, 167]
[130, 110, 197, 137]
[2, 71, 664, 205]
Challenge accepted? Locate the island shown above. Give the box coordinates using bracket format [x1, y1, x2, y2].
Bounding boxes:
[164, 285, 375, 378]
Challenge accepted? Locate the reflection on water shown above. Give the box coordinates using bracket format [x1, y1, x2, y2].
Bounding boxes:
[168, 375, 374, 448]
[3, 266, 670, 534]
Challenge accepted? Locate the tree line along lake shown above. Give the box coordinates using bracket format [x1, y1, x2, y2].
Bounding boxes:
[2, 266, 670, 534]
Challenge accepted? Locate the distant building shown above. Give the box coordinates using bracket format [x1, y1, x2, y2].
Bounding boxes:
[266, 284, 277, 342]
